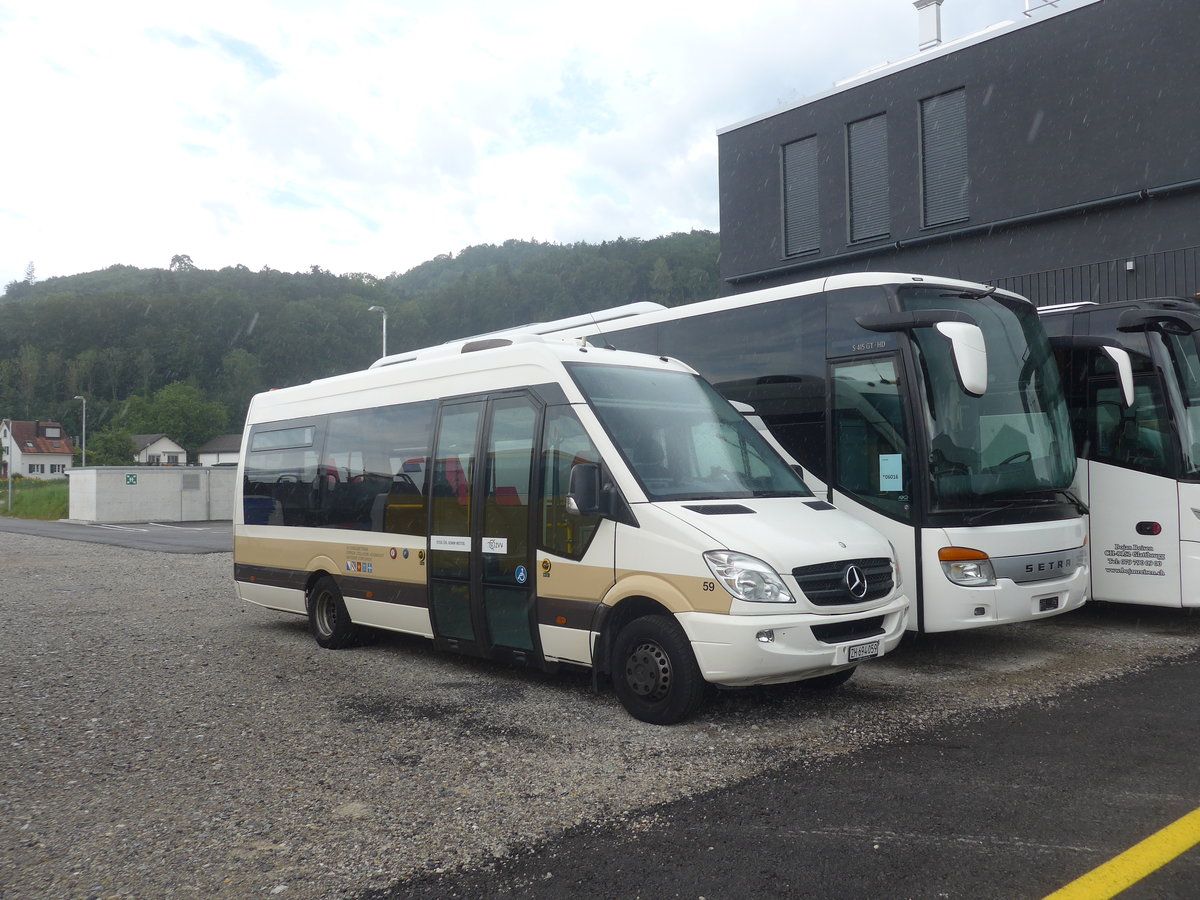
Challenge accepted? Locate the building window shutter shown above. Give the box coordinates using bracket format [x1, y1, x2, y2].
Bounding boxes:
[921, 88, 968, 226]
[847, 114, 890, 242]
[782, 136, 820, 256]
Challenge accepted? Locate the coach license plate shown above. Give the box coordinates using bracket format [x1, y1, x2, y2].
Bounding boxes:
[847, 639, 881, 662]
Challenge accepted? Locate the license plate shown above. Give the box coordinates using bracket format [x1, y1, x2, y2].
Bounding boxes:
[848, 639, 881, 662]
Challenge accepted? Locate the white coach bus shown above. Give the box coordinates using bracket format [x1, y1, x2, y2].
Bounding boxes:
[235, 335, 909, 724]
[500, 273, 1090, 633]
[1040, 297, 1200, 608]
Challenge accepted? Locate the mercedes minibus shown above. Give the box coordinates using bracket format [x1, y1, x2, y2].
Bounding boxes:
[235, 335, 909, 724]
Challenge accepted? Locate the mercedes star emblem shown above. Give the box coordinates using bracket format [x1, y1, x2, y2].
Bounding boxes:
[843, 564, 868, 599]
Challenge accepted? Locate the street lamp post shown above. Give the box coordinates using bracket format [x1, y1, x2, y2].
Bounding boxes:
[74, 395, 87, 467]
[368, 305, 388, 359]
[4, 419, 11, 512]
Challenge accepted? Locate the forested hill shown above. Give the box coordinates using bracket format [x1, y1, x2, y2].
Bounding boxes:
[0, 231, 719, 459]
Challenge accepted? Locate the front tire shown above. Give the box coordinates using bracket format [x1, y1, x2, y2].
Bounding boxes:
[611, 615, 705, 725]
[308, 575, 360, 649]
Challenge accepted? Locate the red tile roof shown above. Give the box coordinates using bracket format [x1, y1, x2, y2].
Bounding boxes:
[8, 420, 75, 455]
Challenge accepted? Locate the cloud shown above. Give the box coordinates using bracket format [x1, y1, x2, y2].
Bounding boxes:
[0, 0, 1067, 287]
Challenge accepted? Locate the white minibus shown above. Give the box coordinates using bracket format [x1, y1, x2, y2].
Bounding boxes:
[235, 335, 909, 724]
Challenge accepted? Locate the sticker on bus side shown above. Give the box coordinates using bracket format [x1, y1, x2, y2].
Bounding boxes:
[482, 537, 509, 554]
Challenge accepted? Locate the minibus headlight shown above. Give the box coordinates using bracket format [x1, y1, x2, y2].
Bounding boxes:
[938, 547, 996, 587]
[704, 551, 796, 603]
[888, 541, 902, 589]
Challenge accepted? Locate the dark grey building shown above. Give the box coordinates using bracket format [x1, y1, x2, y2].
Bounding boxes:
[717, 0, 1200, 305]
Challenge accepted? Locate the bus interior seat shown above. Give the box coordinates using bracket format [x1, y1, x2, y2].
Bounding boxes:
[494, 485, 522, 505]
[627, 432, 668, 480]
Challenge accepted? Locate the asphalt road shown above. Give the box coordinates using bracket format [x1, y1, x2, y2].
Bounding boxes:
[370, 651, 1200, 900]
[0, 517, 231, 553]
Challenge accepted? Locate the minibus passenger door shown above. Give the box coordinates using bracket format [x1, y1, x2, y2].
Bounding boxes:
[478, 395, 542, 659]
[427, 394, 543, 663]
[428, 400, 482, 652]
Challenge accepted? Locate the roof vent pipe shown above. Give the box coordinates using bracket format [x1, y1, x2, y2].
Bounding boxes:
[914, 0, 944, 51]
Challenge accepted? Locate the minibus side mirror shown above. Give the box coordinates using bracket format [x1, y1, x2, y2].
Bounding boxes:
[567, 462, 603, 517]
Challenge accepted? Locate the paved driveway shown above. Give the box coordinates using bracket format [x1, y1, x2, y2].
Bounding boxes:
[0, 517, 231, 553]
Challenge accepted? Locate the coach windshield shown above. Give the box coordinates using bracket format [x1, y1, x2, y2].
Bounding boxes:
[900, 286, 1076, 508]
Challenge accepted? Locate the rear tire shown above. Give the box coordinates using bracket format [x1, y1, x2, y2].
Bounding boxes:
[798, 666, 856, 690]
[308, 575, 359, 649]
[611, 615, 705, 725]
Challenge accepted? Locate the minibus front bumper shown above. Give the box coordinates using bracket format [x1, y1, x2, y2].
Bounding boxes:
[676, 595, 910, 687]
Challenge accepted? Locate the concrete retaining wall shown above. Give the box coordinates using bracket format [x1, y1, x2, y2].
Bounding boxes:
[68, 467, 237, 523]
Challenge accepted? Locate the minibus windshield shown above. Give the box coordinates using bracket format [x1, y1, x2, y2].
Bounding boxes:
[900, 287, 1076, 506]
[568, 363, 814, 502]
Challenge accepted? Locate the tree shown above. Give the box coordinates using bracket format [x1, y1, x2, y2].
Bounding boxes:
[169, 254, 197, 272]
[16, 345, 41, 417]
[116, 382, 228, 459]
[24, 261, 35, 285]
[649, 257, 674, 302]
[217, 348, 265, 426]
[83, 430, 138, 466]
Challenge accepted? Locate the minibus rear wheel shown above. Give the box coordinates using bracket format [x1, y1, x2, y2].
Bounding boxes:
[308, 575, 360, 649]
[611, 615, 705, 725]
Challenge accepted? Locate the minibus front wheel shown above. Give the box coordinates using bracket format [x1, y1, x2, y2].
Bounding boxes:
[307, 575, 360, 650]
[611, 615, 705, 725]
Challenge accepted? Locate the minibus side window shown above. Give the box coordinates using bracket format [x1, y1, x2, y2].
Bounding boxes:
[243, 422, 321, 526]
[541, 406, 603, 558]
[320, 401, 436, 533]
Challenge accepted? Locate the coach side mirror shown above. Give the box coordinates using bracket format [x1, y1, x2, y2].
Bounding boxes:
[1101, 346, 1135, 408]
[934, 321, 988, 398]
[1049, 335, 1135, 409]
[858, 308, 988, 397]
[567, 462, 603, 516]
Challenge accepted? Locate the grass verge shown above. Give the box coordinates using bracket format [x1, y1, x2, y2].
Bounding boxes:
[0, 478, 69, 520]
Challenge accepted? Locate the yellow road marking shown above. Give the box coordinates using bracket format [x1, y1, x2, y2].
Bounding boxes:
[1044, 806, 1200, 900]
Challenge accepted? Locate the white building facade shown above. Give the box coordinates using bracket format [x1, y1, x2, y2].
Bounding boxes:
[132, 434, 188, 466]
[1, 419, 76, 480]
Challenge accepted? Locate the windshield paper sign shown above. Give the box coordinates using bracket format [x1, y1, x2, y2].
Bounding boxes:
[879, 454, 903, 491]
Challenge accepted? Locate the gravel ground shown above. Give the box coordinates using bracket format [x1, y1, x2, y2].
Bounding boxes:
[3, 532, 1199, 900]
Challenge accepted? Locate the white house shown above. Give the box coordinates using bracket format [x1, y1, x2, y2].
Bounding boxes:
[132, 434, 188, 466]
[197, 433, 242, 467]
[1, 419, 76, 480]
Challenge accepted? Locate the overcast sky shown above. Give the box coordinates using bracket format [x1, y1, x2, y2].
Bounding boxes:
[0, 0, 1085, 289]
